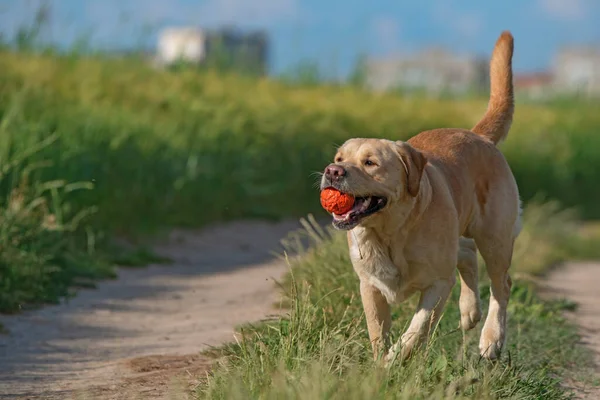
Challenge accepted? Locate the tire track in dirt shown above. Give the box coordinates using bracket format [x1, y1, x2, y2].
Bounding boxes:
[0, 220, 313, 399]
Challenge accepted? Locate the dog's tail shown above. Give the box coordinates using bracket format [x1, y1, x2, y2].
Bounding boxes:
[472, 31, 514, 145]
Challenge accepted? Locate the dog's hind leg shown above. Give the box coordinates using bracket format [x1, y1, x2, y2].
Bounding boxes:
[457, 237, 482, 331]
[475, 230, 515, 360]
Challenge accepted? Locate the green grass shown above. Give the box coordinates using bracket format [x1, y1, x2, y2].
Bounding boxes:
[0, 124, 168, 313]
[199, 210, 599, 399]
[0, 134, 113, 312]
[1, 51, 600, 234]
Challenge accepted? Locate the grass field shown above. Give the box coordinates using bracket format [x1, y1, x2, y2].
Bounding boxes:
[199, 212, 599, 399]
[2, 51, 600, 231]
[1, 50, 599, 313]
[1, 49, 600, 397]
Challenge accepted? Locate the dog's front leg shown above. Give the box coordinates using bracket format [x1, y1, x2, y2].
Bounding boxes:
[360, 280, 391, 361]
[386, 278, 454, 364]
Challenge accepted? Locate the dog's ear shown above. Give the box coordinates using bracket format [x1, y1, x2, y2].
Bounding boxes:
[395, 142, 427, 197]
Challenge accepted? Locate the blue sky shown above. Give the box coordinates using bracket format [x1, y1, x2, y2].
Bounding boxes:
[1, 0, 599, 77]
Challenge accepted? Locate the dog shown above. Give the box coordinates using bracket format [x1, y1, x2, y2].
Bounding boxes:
[319, 31, 520, 363]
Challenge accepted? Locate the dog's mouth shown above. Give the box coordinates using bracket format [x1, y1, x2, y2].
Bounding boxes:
[331, 195, 388, 230]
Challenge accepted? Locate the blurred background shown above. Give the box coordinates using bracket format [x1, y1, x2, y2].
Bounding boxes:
[0, 0, 599, 314]
[2, 0, 600, 96]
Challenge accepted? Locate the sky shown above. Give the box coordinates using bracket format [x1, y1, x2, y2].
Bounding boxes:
[1, 0, 599, 78]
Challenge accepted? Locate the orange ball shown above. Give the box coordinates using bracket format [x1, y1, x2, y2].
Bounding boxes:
[320, 188, 355, 214]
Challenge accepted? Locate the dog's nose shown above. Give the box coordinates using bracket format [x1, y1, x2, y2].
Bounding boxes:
[325, 164, 346, 180]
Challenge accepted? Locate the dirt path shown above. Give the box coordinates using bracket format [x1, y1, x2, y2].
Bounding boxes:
[2, 222, 599, 400]
[0, 220, 310, 400]
[542, 262, 600, 399]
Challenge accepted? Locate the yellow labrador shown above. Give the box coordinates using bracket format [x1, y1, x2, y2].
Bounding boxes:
[320, 32, 520, 363]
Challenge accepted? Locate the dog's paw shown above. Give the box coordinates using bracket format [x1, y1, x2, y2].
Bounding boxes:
[383, 343, 399, 368]
[479, 329, 504, 360]
[384, 333, 422, 367]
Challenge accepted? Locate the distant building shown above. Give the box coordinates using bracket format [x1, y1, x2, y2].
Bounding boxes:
[553, 46, 600, 97]
[514, 72, 554, 99]
[156, 27, 206, 66]
[365, 48, 489, 95]
[155, 26, 269, 75]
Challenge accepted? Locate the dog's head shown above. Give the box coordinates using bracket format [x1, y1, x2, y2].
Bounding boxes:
[320, 138, 427, 230]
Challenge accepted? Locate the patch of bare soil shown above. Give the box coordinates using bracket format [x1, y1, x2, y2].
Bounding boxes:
[83, 354, 215, 400]
[541, 262, 600, 399]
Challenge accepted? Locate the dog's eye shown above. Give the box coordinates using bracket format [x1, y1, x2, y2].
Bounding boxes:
[336, 157, 343, 163]
[364, 159, 376, 166]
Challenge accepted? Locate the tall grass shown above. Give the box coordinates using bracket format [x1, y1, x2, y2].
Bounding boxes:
[199, 210, 598, 399]
[1, 50, 600, 238]
[0, 49, 599, 313]
[0, 127, 112, 312]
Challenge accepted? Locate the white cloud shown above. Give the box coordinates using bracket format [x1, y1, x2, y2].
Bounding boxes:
[537, 0, 587, 21]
